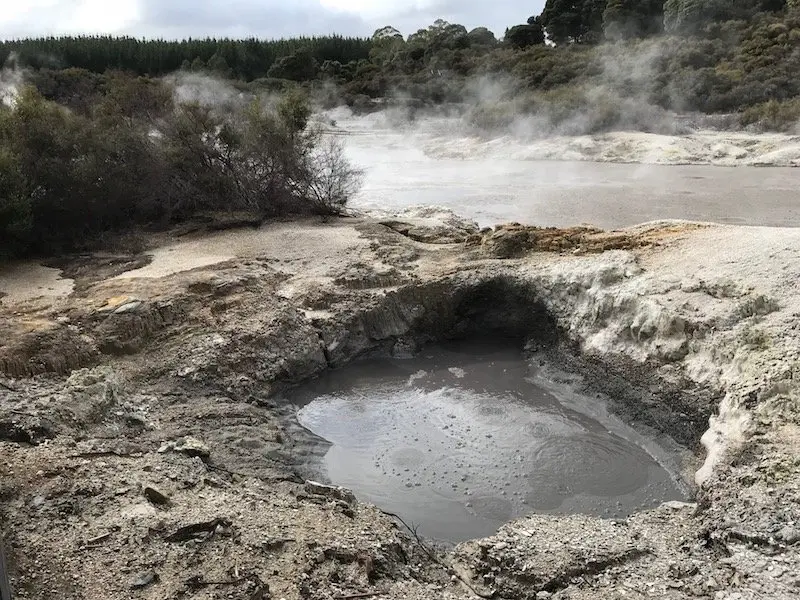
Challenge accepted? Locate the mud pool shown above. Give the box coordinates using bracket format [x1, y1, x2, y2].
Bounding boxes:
[295, 342, 687, 542]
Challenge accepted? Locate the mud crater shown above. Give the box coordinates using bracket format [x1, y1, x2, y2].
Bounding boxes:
[286, 278, 701, 542]
[294, 341, 688, 542]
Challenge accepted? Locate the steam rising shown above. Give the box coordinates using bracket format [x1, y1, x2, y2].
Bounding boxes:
[456, 39, 690, 141]
[0, 53, 24, 107]
[164, 71, 246, 109]
[310, 34, 800, 167]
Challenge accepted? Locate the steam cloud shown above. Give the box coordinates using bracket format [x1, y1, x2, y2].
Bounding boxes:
[0, 52, 25, 107]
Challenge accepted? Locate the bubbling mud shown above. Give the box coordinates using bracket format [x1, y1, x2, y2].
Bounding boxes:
[295, 341, 686, 543]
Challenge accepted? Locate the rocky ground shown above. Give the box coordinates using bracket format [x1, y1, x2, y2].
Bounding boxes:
[1, 209, 799, 599]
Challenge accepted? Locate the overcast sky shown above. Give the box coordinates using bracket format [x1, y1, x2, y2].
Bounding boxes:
[1, 1, 543, 41]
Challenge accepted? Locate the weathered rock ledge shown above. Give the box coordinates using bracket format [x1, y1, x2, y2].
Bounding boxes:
[1, 211, 799, 599]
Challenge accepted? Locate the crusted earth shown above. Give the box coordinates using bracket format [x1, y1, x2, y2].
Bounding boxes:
[1, 210, 799, 599]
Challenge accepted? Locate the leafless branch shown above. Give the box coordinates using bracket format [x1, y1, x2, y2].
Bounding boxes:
[378, 509, 494, 599]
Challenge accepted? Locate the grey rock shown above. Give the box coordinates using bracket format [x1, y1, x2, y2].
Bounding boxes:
[304, 480, 357, 505]
[114, 301, 143, 314]
[159, 436, 210, 459]
[778, 526, 800, 545]
[143, 486, 171, 506]
[130, 570, 158, 589]
[662, 500, 697, 511]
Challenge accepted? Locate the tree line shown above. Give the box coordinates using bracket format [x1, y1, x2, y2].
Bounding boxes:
[538, 0, 790, 43]
[1, 0, 793, 78]
[0, 35, 372, 80]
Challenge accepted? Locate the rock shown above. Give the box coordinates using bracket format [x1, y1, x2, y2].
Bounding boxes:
[662, 501, 697, 511]
[481, 223, 641, 258]
[536, 592, 552, 600]
[391, 337, 417, 359]
[98, 296, 140, 312]
[130, 570, 158, 589]
[304, 480, 357, 505]
[778, 526, 800, 545]
[454, 513, 648, 599]
[376, 206, 479, 244]
[159, 436, 210, 459]
[493, 542, 508, 551]
[113, 301, 143, 314]
[482, 226, 532, 259]
[143, 486, 171, 506]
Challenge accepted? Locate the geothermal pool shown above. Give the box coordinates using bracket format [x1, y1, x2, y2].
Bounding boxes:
[295, 342, 686, 542]
[328, 110, 800, 229]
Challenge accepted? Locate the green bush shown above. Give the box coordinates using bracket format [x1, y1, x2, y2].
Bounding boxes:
[0, 146, 31, 257]
[0, 77, 362, 258]
[741, 98, 800, 131]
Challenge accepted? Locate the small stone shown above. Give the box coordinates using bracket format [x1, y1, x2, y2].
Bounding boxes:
[536, 592, 552, 600]
[778, 526, 800, 545]
[662, 501, 697, 511]
[114, 301, 143, 314]
[143, 486, 170, 506]
[130, 570, 158, 589]
[304, 480, 357, 505]
[173, 437, 210, 459]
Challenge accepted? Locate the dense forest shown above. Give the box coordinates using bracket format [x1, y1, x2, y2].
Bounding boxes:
[0, 36, 372, 80]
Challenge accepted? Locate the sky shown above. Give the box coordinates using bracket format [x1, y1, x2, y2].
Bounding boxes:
[0, 1, 543, 41]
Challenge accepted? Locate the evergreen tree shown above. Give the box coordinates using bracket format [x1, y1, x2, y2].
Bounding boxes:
[540, 0, 608, 44]
[0, 35, 372, 81]
[664, 0, 786, 33]
[603, 0, 664, 40]
[267, 50, 318, 81]
[505, 23, 546, 48]
[466, 27, 498, 46]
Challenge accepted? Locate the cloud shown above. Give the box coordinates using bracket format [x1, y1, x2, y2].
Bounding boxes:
[134, 0, 367, 39]
[319, 1, 441, 20]
[1, 0, 140, 38]
[0, 0, 546, 41]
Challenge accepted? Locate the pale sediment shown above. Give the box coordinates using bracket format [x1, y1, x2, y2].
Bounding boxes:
[0, 211, 799, 599]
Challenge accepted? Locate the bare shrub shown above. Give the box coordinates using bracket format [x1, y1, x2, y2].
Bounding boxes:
[300, 135, 364, 215]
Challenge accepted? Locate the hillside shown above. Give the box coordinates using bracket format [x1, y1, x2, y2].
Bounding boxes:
[3, 2, 800, 131]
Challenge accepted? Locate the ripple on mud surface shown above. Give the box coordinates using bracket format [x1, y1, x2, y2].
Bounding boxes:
[294, 342, 685, 542]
